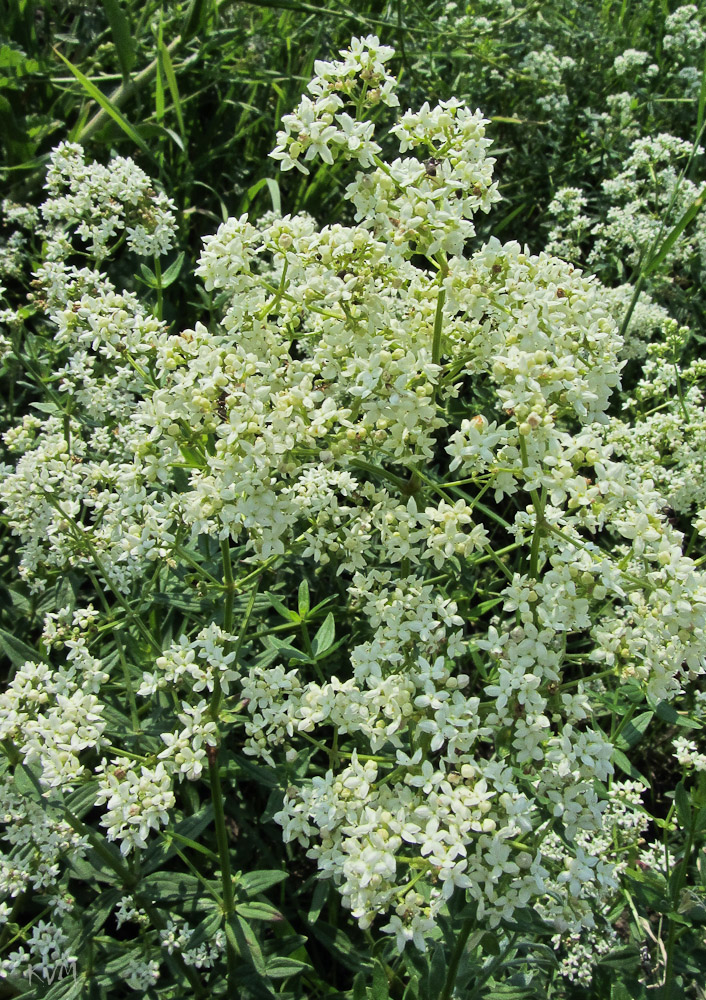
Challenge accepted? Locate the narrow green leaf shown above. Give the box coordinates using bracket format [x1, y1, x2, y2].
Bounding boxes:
[72, 888, 122, 952]
[139, 262, 158, 287]
[239, 869, 288, 896]
[424, 944, 445, 996]
[298, 579, 310, 618]
[163, 125, 185, 151]
[0, 627, 40, 668]
[675, 781, 691, 829]
[101, 0, 135, 78]
[654, 700, 702, 730]
[372, 959, 390, 1000]
[64, 780, 98, 819]
[694, 805, 706, 833]
[311, 612, 335, 657]
[266, 177, 281, 215]
[159, 39, 185, 137]
[161, 812, 217, 870]
[13, 763, 44, 803]
[267, 593, 299, 622]
[236, 900, 283, 921]
[155, 52, 165, 123]
[185, 911, 222, 954]
[160, 252, 185, 288]
[54, 48, 151, 158]
[143, 871, 219, 909]
[697, 44, 706, 141]
[645, 187, 706, 276]
[182, 0, 209, 41]
[625, 865, 668, 893]
[264, 635, 308, 661]
[353, 973, 367, 1000]
[612, 747, 648, 785]
[45, 974, 88, 1000]
[265, 956, 309, 978]
[164, 829, 220, 863]
[230, 914, 268, 977]
[307, 879, 329, 924]
[616, 711, 653, 750]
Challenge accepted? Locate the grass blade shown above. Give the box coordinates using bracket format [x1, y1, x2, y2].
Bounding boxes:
[644, 187, 706, 276]
[101, 0, 136, 79]
[55, 48, 152, 158]
[159, 39, 185, 138]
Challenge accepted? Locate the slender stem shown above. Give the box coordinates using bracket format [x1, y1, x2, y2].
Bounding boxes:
[154, 256, 163, 320]
[174, 545, 223, 587]
[258, 259, 288, 320]
[208, 750, 238, 986]
[431, 283, 447, 367]
[104, 745, 150, 762]
[673, 362, 689, 422]
[221, 537, 235, 632]
[300, 620, 326, 684]
[440, 916, 475, 1000]
[372, 153, 406, 193]
[663, 812, 694, 998]
[116, 632, 140, 733]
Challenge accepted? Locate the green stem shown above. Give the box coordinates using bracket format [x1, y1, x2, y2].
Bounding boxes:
[221, 537, 235, 632]
[431, 279, 447, 367]
[372, 153, 406, 193]
[673, 362, 689, 422]
[300, 620, 326, 684]
[519, 436, 546, 580]
[174, 544, 223, 587]
[663, 813, 695, 998]
[440, 916, 475, 1000]
[154, 256, 163, 320]
[258, 259, 289, 321]
[208, 749, 238, 987]
[116, 633, 140, 733]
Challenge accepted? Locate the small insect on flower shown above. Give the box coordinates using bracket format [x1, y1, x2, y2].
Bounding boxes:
[640, 941, 653, 976]
[216, 391, 229, 422]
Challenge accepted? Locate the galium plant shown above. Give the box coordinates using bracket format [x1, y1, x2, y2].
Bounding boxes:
[0, 32, 705, 1000]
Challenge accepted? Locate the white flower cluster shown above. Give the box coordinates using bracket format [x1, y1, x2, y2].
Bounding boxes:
[1, 34, 705, 961]
[95, 758, 175, 855]
[137, 624, 238, 697]
[0, 636, 109, 790]
[0, 770, 87, 911]
[547, 131, 706, 287]
[673, 735, 706, 771]
[518, 45, 575, 117]
[42, 142, 176, 260]
[89, 626, 238, 852]
[663, 5, 706, 62]
[0, 919, 77, 986]
[605, 390, 706, 514]
[613, 48, 657, 79]
[160, 915, 225, 968]
[0, 254, 174, 591]
[270, 35, 397, 174]
[0, 199, 38, 281]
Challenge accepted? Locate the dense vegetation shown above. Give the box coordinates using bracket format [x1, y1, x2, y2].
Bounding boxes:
[1, 2, 705, 998]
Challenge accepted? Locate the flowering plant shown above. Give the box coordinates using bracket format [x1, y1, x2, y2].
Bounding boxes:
[0, 31, 705, 1000]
